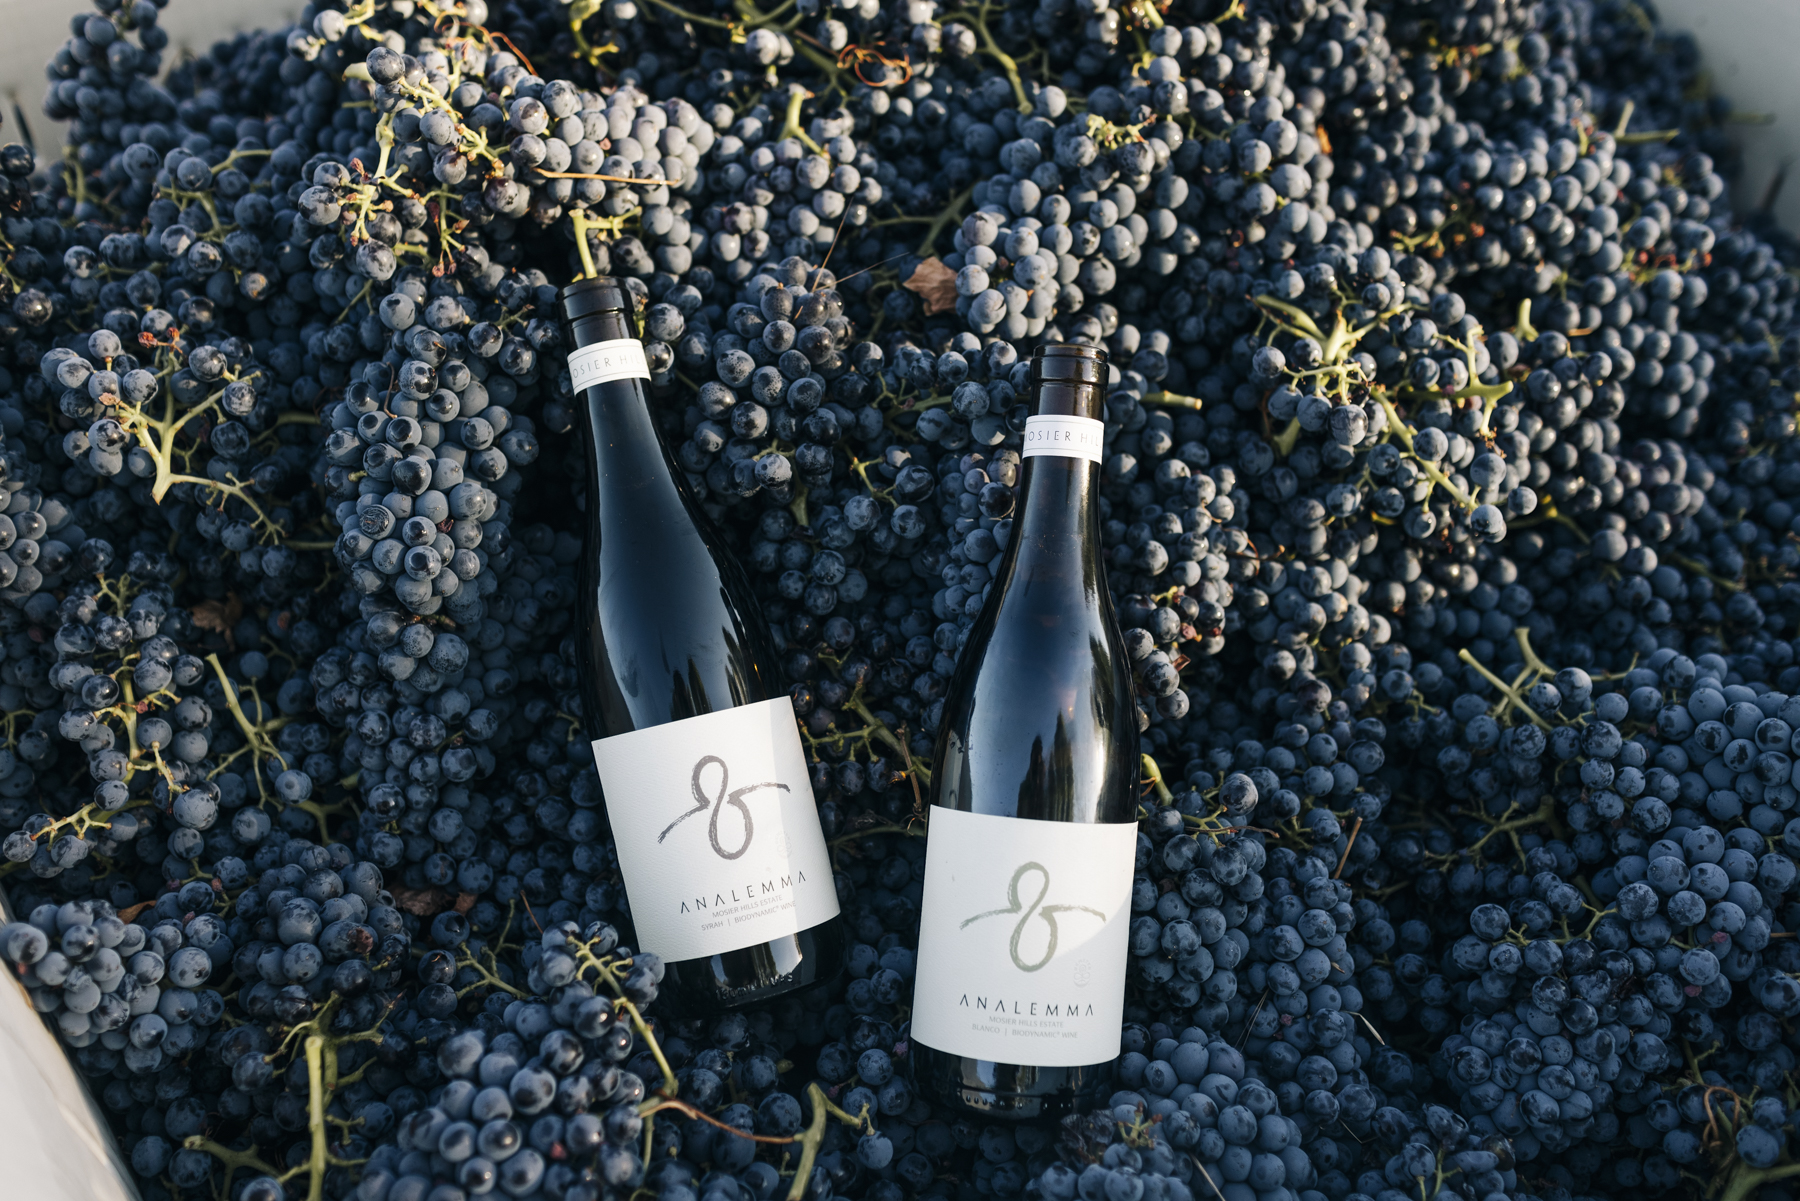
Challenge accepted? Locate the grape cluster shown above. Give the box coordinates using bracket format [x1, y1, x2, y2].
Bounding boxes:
[0, 895, 226, 1065]
[10, 0, 1800, 1199]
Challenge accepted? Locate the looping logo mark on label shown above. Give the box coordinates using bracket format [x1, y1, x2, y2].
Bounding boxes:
[961, 861, 1107, 972]
[657, 754, 790, 861]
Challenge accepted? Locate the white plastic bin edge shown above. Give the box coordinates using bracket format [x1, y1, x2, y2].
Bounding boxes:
[0, 889, 141, 1201]
[0, 0, 301, 153]
[1653, 0, 1800, 237]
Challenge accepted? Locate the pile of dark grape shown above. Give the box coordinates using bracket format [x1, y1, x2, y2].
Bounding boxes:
[4, 0, 1800, 1199]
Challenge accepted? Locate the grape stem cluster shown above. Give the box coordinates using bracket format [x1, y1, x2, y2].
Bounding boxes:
[183, 994, 393, 1201]
[202, 652, 309, 814]
[114, 344, 285, 542]
[559, 933, 876, 1196]
[1253, 289, 1517, 514]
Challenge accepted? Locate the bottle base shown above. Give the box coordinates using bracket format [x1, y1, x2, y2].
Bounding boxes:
[909, 1042, 1114, 1122]
[652, 917, 846, 1018]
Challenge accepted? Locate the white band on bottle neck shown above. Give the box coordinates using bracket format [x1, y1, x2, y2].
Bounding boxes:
[1022, 414, 1105, 464]
[569, 339, 650, 390]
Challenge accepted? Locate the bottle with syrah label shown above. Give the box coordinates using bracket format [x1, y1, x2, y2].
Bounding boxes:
[909, 342, 1140, 1120]
[562, 277, 844, 1015]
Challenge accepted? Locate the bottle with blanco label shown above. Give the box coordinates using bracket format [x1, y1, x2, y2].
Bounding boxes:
[910, 342, 1140, 1120]
[561, 277, 844, 1015]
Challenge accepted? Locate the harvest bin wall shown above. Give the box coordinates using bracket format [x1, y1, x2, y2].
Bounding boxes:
[0, 893, 140, 1200]
[0, 0, 1793, 1188]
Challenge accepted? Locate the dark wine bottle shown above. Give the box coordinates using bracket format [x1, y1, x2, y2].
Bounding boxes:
[909, 343, 1140, 1121]
[561, 277, 844, 1015]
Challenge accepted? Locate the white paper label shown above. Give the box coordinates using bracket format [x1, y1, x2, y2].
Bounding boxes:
[911, 808, 1135, 1066]
[569, 339, 650, 390]
[592, 696, 840, 962]
[1022, 415, 1105, 463]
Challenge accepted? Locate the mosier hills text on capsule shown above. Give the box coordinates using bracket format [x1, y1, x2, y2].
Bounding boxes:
[678, 870, 809, 913]
[1022, 428, 1101, 449]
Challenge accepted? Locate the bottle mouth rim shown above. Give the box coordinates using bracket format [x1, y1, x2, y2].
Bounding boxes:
[1032, 342, 1107, 384]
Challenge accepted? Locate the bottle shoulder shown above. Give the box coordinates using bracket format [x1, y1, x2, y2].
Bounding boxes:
[949, 578, 1133, 706]
[576, 389, 778, 729]
[931, 611, 1140, 825]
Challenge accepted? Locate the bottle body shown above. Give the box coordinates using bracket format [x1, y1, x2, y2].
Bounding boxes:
[563, 277, 844, 1016]
[910, 344, 1139, 1121]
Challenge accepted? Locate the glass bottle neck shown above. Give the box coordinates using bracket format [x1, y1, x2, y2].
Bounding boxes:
[1009, 374, 1104, 570]
[1013, 453, 1099, 548]
[569, 308, 658, 450]
[568, 307, 637, 352]
[568, 311, 689, 544]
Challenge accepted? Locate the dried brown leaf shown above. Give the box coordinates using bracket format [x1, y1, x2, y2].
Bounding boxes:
[191, 594, 245, 649]
[903, 256, 959, 316]
[389, 885, 456, 916]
